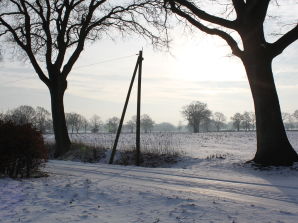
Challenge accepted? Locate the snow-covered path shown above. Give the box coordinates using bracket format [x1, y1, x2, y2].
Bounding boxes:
[2, 160, 297, 223]
[48, 161, 298, 213]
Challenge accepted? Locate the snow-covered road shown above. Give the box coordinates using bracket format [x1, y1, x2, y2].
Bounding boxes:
[1, 160, 298, 223]
[47, 161, 298, 212]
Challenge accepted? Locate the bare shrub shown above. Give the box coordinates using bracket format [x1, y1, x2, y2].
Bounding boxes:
[0, 121, 48, 178]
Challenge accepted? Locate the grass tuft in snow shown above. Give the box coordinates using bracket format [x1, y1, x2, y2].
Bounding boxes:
[113, 134, 185, 167]
[46, 142, 108, 163]
[114, 147, 184, 167]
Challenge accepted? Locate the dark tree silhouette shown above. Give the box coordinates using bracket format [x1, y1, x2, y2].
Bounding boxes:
[0, 0, 167, 156]
[165, 0, 298, 165]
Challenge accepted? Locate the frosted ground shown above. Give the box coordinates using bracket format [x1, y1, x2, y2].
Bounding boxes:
[1, 132, 298, 223]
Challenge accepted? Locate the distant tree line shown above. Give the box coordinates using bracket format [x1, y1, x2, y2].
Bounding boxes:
[0, 105, 52, 133]
[0, 105, 168, 134]
[1, 104, 298, 134]
[181, 101, 298, 133]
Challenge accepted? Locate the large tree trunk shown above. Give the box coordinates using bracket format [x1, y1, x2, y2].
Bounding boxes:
[48, 79, 71, 157]
[242, 53, 298, 165]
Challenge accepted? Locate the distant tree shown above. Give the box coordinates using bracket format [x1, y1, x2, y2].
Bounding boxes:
[0, 0, 168, 156]
[282, 112, 290, 122]
[35, 106, 51, 133]
[201, 117, 212, 132]
[65, 113, 76, 133]
[90, 115, 102, 133]
[282, 112, 295, 130]
[287, 115, 295, 130]
[249, 112, 256, 131]
[294, 110, 298, 121]
[213, 112, 226, 132]
[231, 113, 243, 132]
[6, 105, 36, 125]
[65, 112, 84, 133]
[74, 114, 85, 133]
[81, 117, 89, 133]
[164, 0, 298, 165]
[141, 114, 155, 133]
[126, 116, 137, 133]
[182, 101, 211, 133]
[106, 117, 120, 134]
[242, 112, 252, 131]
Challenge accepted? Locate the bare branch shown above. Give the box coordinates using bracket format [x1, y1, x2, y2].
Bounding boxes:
[167, 1, 242, 57]
[270, 24, 298, 57]
[166, 0, 236, 30]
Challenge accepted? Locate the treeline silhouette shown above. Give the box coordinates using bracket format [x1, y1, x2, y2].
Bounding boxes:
[1, 105, 297, 134]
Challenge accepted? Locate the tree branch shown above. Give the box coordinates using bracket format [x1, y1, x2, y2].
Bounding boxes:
[168, 2, 243, 57]
[0, 12, 49, 86]
[167, 0, 236, 30]
[270, 24, 298, 58]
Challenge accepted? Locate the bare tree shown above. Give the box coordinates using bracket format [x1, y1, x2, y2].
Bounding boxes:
[282, 112, 295, 130]
[182, 101, 211, 133]
[35, 106, 51, 133]
[249, 112, 256, 131]
[81, 116, 89, 133]
[126, 115, 136, 133]
[294, 110, 298, 121]
[231, 113, 243, 132]
[165, 0, 298, 165]
[65, 112, 76, 133]
[213, 112, 226, 132]
[201, 117, 212, 132]
[141, 114, 154, 133]
[6, 105, 36, 125]
[90, 114, 102, 133]
[242, 111, 252, 131]
[74, 114, 85, 133]
[0, 0, 168, 156]
[105, 117, 120, 134]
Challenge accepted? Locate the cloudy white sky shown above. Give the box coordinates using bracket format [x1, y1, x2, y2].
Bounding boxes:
[0, 2, 297, 125]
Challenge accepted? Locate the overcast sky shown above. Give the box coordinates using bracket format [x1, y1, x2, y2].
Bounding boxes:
[0, 2, 297, 125]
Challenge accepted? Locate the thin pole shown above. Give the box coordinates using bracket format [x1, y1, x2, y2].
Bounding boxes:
[109, 53, 141, 164]
[136, 50, 143, 166]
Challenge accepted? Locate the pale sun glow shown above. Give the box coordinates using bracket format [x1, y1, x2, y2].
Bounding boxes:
[171, 38, 246, 82]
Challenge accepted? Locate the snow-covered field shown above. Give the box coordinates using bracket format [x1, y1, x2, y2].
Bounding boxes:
[1, 132, 298, 223]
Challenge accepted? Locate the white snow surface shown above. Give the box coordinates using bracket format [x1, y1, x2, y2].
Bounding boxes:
[1, 132, 298, 223]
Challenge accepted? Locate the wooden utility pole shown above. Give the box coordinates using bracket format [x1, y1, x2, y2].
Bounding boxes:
[136, 50, 143, 166]
[109, 51, 143, 165]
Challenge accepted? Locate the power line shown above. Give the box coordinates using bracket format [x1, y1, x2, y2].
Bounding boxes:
[0, 53, 138, 85]
[74, 54, 137, 69]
